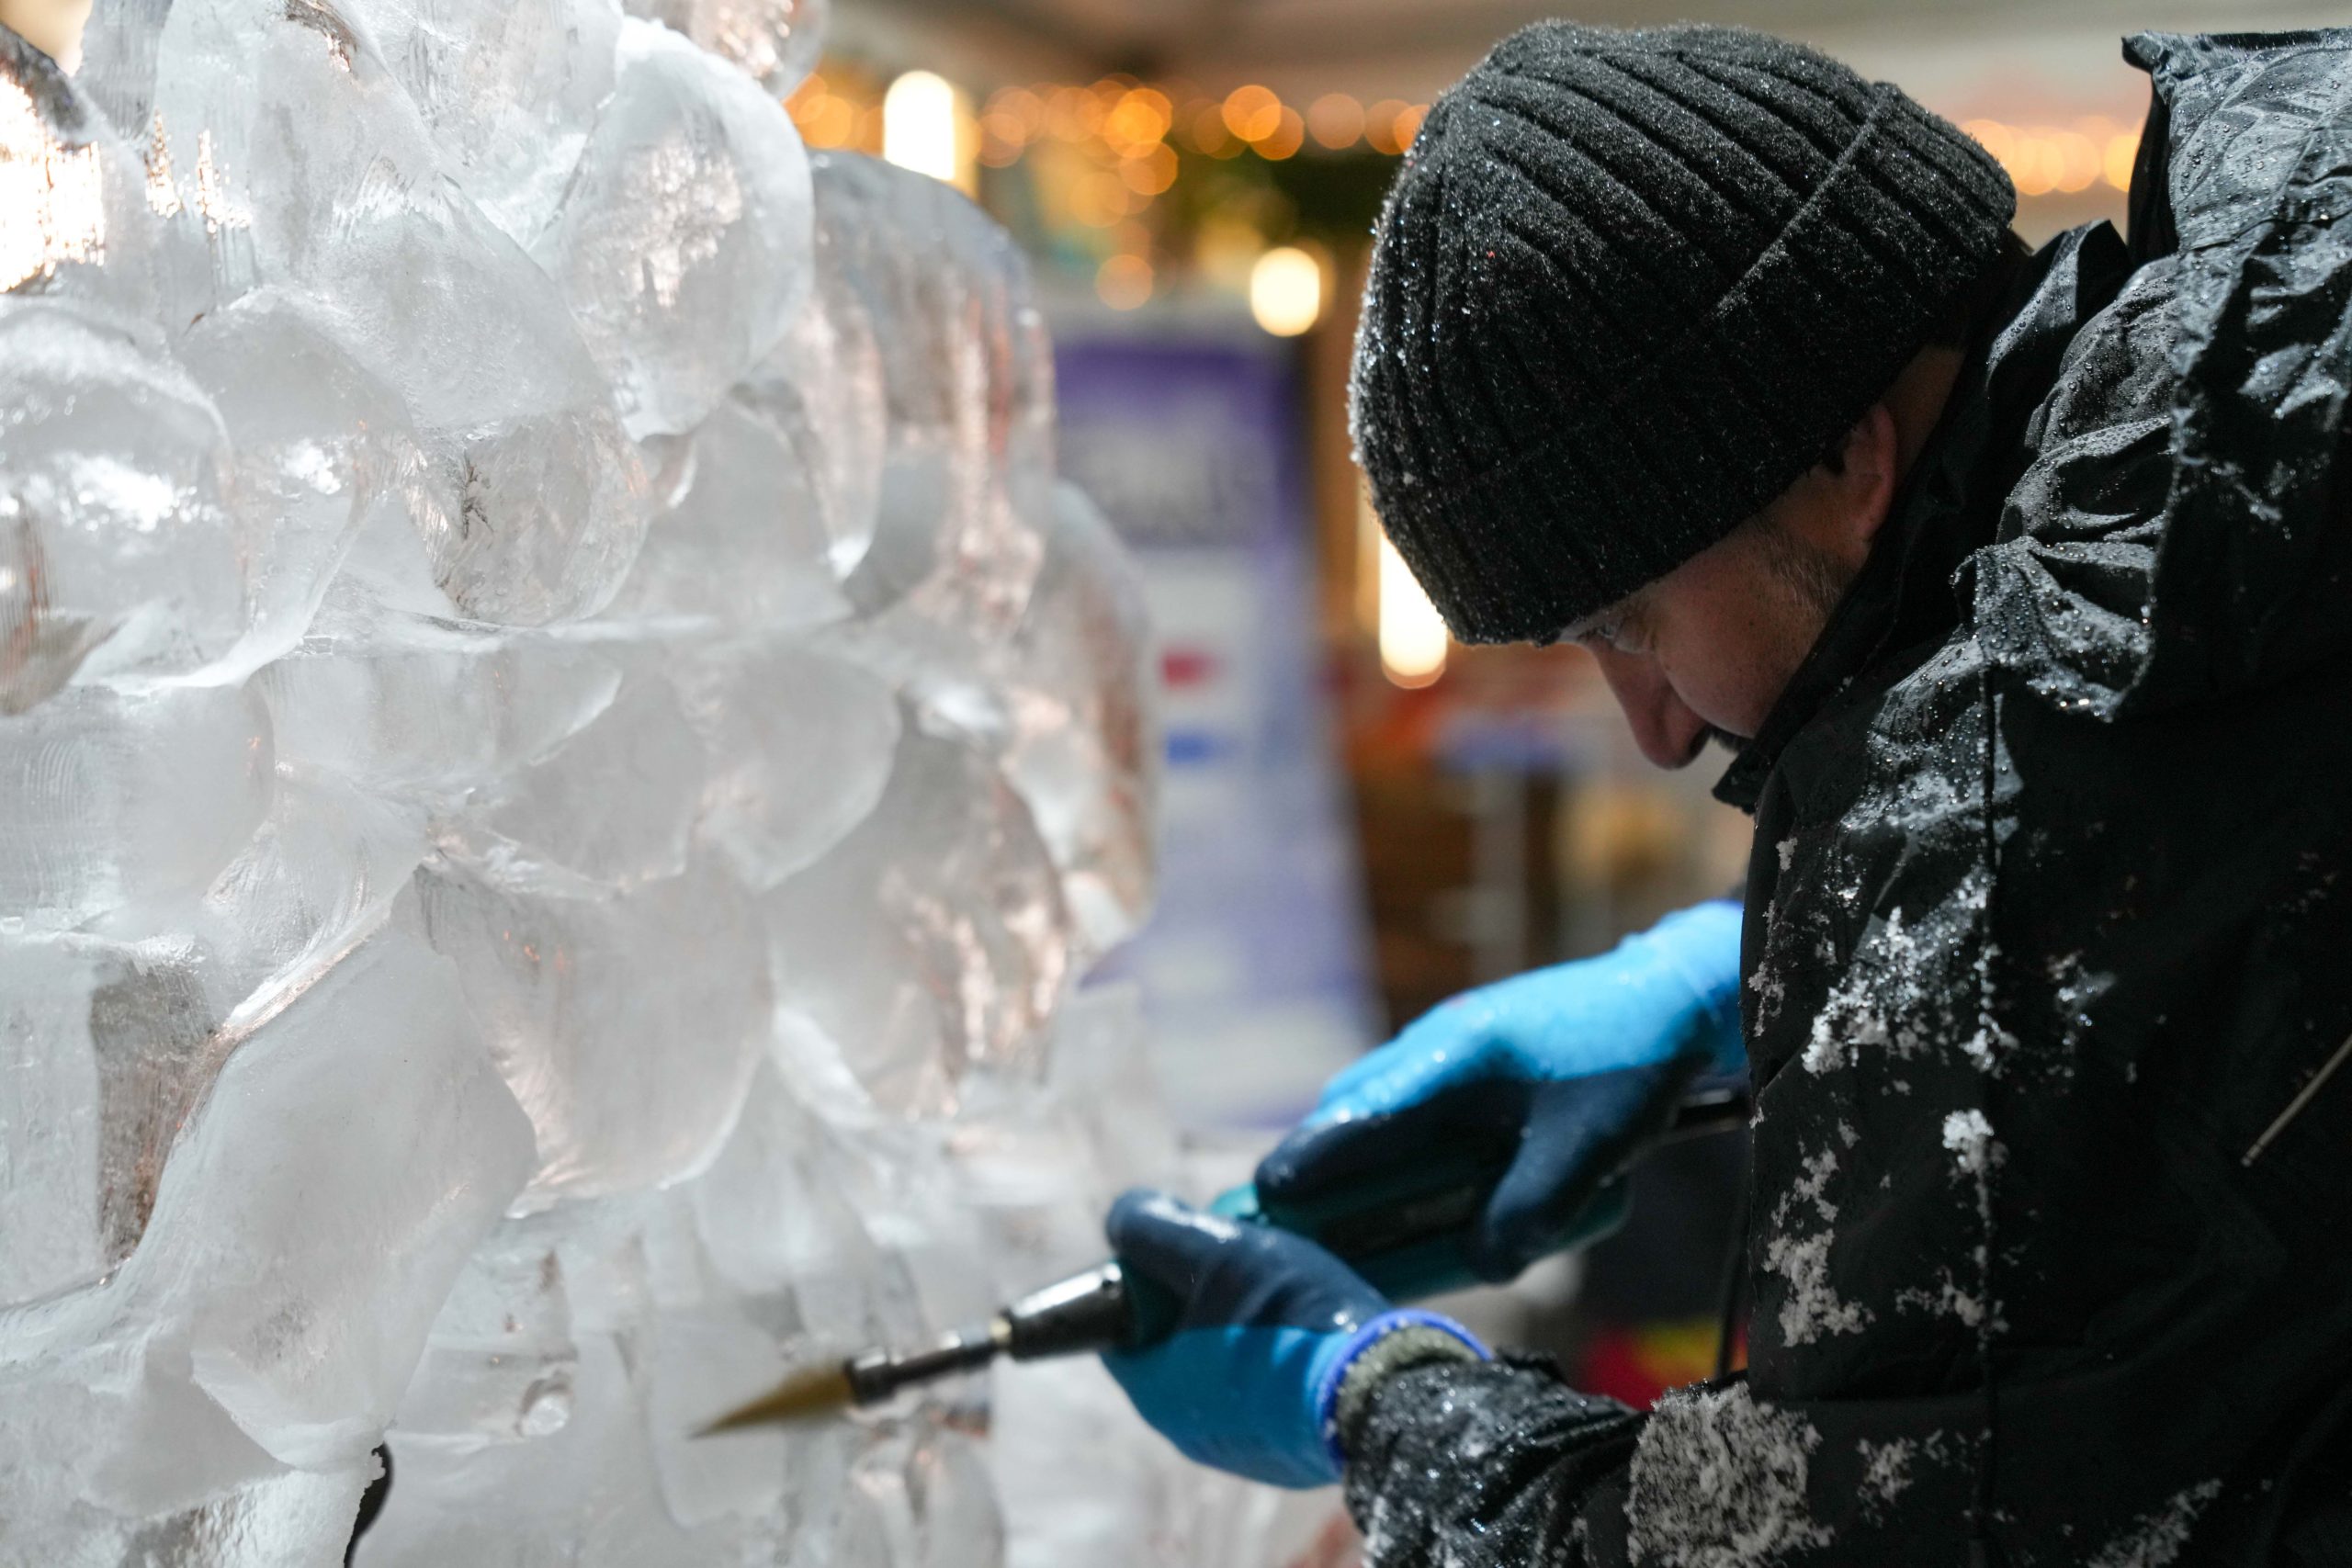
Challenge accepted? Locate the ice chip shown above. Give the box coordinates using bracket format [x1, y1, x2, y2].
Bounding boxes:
[461, 660, 707, 896]
[391, 1227, 579, 1443]
[156, 767, 429, 1030]
[531, 17, 814, 439]
[734, 226, 888, 583]
[814, 153, 1051, 671]
[1, 24, 175, 320]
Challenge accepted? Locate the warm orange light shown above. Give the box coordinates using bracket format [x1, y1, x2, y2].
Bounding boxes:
[1097, 253, 1155, 310]
[1308, 93, 1366, 150]
[1377, 534, 1448, 687]
[1223, 85, 1284, 143]
[1396, 103, 1430, 149]
[1256, 107, 1306, 161]
[1070, 169, 1129, 227]
[2051, 130, 2100, 193]
[1365, 98, 1412, 155]
[1189, 99, 1236, 156]
[791, 88, 859, 150]
[1121, 142, 1180, 196]
[2102, 131, 2140, 191]
[1105, 86, 1174, 153]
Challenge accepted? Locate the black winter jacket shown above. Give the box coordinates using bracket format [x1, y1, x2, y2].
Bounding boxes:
[1340, 29, 2352, 1567]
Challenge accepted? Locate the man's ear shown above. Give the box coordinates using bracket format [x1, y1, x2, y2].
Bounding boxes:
[1831, 403, 1901, 556]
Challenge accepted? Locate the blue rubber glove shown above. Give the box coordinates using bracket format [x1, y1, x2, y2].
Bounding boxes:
[1101, 1189, 1488, 1490]
[1256, 899, 1745, 1283]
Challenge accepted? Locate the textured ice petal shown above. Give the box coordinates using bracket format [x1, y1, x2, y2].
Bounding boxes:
[0, 931, 214, 1308]
[162, 767, 428, 1030]
[0, 25, 176, 321]
[686, 1061, 896, 1342]
[531, 17, 813, 439]
[460, 659, 707, 896]
[718, 204, 888, 588]
[603, 389, 853, 629]
[0, 681, 274, 929]
[0, 1455, 377, 1568]
[764, 725, 1073, 1115]
[676, 637, 899, 890]
[413, 855, 768, 1201]
[995, 484, 1160, 956]
[171, 930, 536, 1469]
[0, 299, 243, 710]
[174, 288, 421, 682]
[148, 0, 651, 624]
[257, 611, 622, 802]
[340, 0, 621, 246]
[815, 152, 1050, 649]
[0, 930, 526, 1556]
[624, 0, 823, 92]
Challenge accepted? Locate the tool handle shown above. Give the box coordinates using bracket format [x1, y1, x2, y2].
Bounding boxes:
[1218, 1086, 1748, 1302]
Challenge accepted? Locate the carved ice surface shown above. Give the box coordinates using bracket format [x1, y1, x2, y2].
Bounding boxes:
[0, 0, 1265, 1560]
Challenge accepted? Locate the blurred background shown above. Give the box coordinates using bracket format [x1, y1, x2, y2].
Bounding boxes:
[797, 0, 2335, 1461]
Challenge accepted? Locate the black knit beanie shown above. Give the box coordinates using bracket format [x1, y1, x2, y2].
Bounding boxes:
[1351, 23, 2017, 644]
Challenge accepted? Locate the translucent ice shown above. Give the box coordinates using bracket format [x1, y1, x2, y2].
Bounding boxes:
[148, 0, 652, 624]
[256, 609, 622, 802]
[675, 638, 900, 890]
[0, 931, 213, 1308]
[0, 681, 273, 930]
[342, 0, 623, 247]
[0, 26, 176, 321]
[413, 856, 768, 1201]
[531, 17, 813, 439]
[604, 389, 854, 629]
[0, 300, 242, 709]
[625, 0, 825, 93]
[764, 725, 1072, 1115]
[996, 484, 1161, 956]
[0, 931, 528, 1549]
[816, 153, 1052, 648]
[0, 0, 1249, 1556]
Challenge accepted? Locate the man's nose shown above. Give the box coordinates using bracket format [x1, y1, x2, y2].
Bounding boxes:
[1587, 646, 1709, 769]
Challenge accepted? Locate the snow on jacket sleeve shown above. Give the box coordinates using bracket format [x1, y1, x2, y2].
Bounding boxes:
[1338, 1357, 1641, 1568]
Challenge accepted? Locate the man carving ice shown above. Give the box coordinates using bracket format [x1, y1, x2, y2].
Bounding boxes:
[1098, 23, 2352, 1564]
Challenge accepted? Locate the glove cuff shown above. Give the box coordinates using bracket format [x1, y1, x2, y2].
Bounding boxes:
[1314, 1310, 1490, 1474]
[1638, 898, 1747, 1075]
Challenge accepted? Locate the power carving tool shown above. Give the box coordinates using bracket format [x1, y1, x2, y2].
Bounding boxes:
[695, 1087, 1747, 1436]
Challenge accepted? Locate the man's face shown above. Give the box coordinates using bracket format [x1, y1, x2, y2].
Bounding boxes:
[1566, 408, 1895, 769]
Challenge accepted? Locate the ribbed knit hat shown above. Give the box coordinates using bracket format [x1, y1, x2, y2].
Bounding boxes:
[1350, 24, 2017, 644]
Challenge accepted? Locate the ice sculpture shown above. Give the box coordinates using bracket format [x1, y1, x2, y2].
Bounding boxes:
[0, 0, 1269, 1559]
